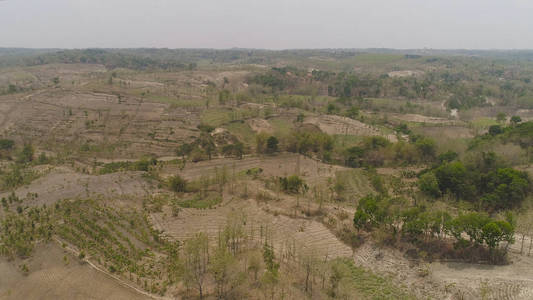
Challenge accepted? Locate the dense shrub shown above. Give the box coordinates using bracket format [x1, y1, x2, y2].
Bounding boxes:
[354, 194, 515, 261]
[0, 139, 14, 150]
[278, 175, 306, 194]
[421, 154, 530, 210]
[168, 175, 187, 193]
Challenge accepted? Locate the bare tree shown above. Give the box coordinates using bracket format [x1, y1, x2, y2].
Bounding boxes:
[184, 233, 210, 299]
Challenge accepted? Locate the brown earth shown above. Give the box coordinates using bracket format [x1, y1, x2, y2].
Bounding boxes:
[246, 118, 274, 134]
[160, 153, 346, 186]
[0, 167, 151, 209]
[151, 198, 353, 260]
[0, 243, 149, 300]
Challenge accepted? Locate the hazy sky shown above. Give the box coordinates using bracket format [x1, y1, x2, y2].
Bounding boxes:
[1, 0, 532, 49]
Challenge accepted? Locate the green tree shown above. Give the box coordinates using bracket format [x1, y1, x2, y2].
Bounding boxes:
[210, 244, 236, 299]
[489, 125, 503, 136]
[415, 138, 436, 160]
[16, 144, 34, 164]
[0, 139, 14, 150]
[419, 172, 441, 197]
[353, 194, 388, 231]
[177, 143, 193, 160]
[256, 133, 269, 154]
[278, 175, 306, 194]
[435, 161, 474, 199]
[496, 112, 507, 123]
[481, 222, 507, 253]
[266, 136, 279, 154]
[510, 115, 522, 125]
[168, 175, 187, 193]
[454, 212, 490, 245]
[327, 103, 337, 114]
[480, 168, 530, 210]
[261, 243, 279, 300]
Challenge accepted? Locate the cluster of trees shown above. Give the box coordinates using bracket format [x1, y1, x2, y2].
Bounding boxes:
[278, 175, 307, 194]
[242, 55, 533, 112]
[15, 49, 195, 71]
[419, 152, 531, 211]
[343, 135, 436, 168]
[172, 212, 282, 299]
[176, 125, 249, 163]
[221, 142, 245, 159]
[480, 120, 533, 153]
[248, 67, 302, 91]
[0, 142, 52, 191]
[255, 133, 279, 154]
[0, 205, 54, 259]
[285, 130, 334, 160]
[353, 194, 515, 261]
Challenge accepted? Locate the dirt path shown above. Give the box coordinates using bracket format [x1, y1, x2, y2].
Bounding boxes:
[52, 237, 164, 300]
[0, 242, 148, 300]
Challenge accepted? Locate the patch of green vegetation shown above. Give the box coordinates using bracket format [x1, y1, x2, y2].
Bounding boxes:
[333, 134, 364, 152]
[333, 169, 374, 202]
[201, 108, 232, 127]
[98, 158, 156, 174]
[269, 118, 294, 138]
[147, 95, 204, 108]
[176, 193, 222, 209]
[421, 153, 530, 211]
[0, 164, 39, 191]
[224, 121, 255, 145]
[330, 258, 414, 300]
[0, 206, 54, 259]
[354, 193, 516, 263]
[470, 117, 499, 130]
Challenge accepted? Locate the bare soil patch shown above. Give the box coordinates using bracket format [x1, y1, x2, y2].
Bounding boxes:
[387, 70, 424, 78]
[0, 167, 150, 208]
[389, 113, 461, 125]
[246, 118, 273, 134]
[0, 243, 147, 300]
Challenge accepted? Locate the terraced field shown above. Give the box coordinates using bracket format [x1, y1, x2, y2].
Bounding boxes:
[161, 153, 347, 186]
[304, 115, 397, 142]
[430, 254, 533, 300]
[151, 198, 353, 260]
[0, 167, 150, 209]
[0, 89, 202, 158]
